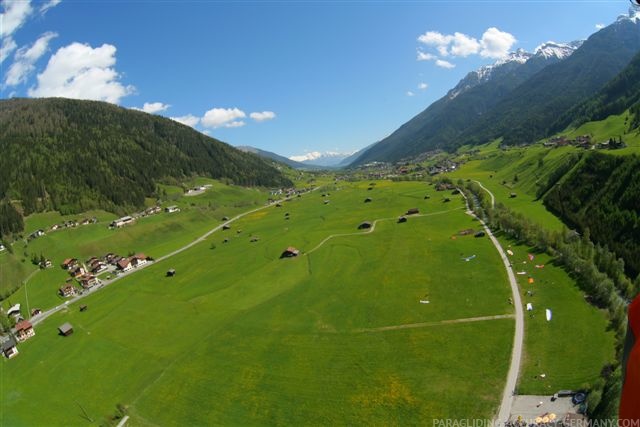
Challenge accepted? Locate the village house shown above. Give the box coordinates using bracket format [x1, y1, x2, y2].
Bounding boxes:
[131, 253, 148, 268]
[165, 205, 180, 213]
[15, 320, 35, 342]
[110, 216, 135, 228]
[117, 258, 133, 272]
[61, 258, 79, 270]
[59, 284, 77, 297]
[79, 274, 99, 289]
[69, 265, 87, 278]
[1, 337, 19, 359]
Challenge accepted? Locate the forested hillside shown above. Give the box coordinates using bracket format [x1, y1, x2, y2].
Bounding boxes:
[552, 51, 640, 133]
[0, 98, 290, 233]
[544, 152, 640, 276]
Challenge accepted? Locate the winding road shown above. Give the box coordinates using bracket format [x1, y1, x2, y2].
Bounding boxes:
[459, 185, 523, 424]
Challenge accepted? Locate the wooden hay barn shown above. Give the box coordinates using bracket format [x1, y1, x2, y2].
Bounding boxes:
[58, 323, 73, 336]
[358, 221, 372, 230]
[406, 208, 419, 215]
[280, 247, 300, 258]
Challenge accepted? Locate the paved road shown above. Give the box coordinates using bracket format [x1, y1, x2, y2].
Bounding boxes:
[459, 187, 523, 424]
[27, 194, 309, 328]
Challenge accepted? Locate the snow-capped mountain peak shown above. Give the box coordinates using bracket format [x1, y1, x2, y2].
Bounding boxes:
[289, 151, 357, 167]
[447, 40, 582, 100]
[534, 41, 584, 60]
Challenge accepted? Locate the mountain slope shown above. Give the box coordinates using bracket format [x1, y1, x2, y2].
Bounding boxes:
[552, 50, 640, 132]
[237, 146, 314, 169]
[460, 12, 640, 147]
[352, 42, 582, 165]
[0, 98, 290, 217]
[354, 11, 640, 165]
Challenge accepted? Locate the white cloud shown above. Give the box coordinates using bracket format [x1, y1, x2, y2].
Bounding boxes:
[40, 0, 62, 14]
[406, 91, 415, 97]
[416, 50, 436, 61]
[249, 111, 276, 122]
[201, 107, 246, 128]
[435, 59, 455, 69]
[417, 27, 516, 62]
[479, 27, 516, 58]
[450, 32, 480, 57]
[595, 23, 605, 30]
[134, 102, 170, 114]
[28, 42, 134, 104]
[170, 114, 200, 127]
[5, 31, 57, 86]
[0, 0, 33, 38]
[418, 31, 452, 47]
[418, 82, 428, 90]
[0, 37, 17, 64]
[224, 120, 245, 128]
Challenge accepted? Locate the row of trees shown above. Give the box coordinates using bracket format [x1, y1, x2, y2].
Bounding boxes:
[461, 180, 637, 420]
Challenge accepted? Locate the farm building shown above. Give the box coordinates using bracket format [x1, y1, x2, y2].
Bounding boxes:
[398, 216, 407, 223]
[458, 229, 474, 236]
[364, 198, 372, 203]
[281, 247, 300, 258]
[406, 208, 419, 215]
[39, 259, 53, 269]
[358, 221, 372, 230]
[15, 320, 35, 342]
[250, 237, 260, 242]
[222, 216, 229, 221]
[165, 205, 180, 213]
[7, 304, 21, 319]
[1, 337, 18, 359]
[110, 216, 135, 228]
[166, 269, 176, 277]
[222, 224, 231, 230]
[58, 323, 74, 336]
[474, 231, 486, 238]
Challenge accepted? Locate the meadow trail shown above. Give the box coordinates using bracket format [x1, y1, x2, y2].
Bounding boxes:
[304, 207, 464, 256]
[350, 314, 515, 333]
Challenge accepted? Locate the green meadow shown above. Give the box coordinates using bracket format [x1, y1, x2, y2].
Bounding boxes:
[2, 181, 516, 425]
[497, 236, 615, 394]
[1, 180, 271, 313]
[448, 145, 616, 394]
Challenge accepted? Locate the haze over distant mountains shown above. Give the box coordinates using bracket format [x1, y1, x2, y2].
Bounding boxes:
[351, 9, 640, 165]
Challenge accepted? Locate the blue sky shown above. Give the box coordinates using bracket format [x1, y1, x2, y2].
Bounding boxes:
[0, 0, 632, 158]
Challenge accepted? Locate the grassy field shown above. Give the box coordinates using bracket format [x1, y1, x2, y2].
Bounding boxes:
[1, 180, 272, 314]
[447, 146, 616, 395]
[495, 235, 615, 394]
[1, 181, 516, 426]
